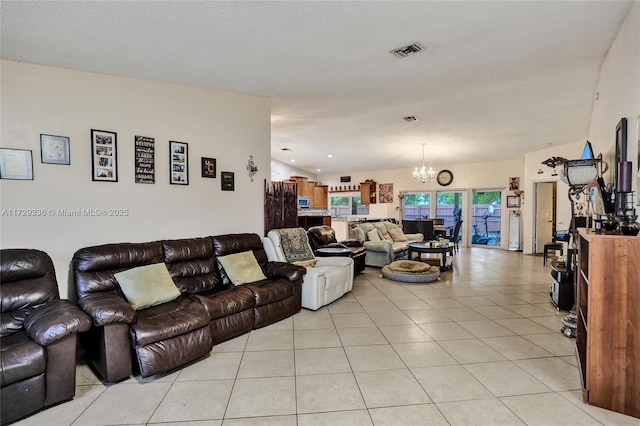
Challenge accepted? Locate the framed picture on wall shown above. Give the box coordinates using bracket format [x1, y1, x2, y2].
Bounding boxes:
[221, 171, 234, 191]
[506, 195, 520, 208]
[134, 136, 155, 184]
[169, 141, 189, 185]
[91, 129, 117, 182]
[0, 148, 33, 180]
[201, 157, 216, 178]
[40, 134, 70, 165]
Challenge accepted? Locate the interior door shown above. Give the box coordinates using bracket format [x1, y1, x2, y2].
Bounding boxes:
[534, 182, 556, 253]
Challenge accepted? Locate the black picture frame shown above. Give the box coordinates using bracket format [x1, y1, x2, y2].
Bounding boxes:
[40, 134, 70, 165]
[91, 129, 118, 182]
[614, 117, 627, 191]
[169, 141, 189, 185]
[221, 171, 234, 191]
[0, 148, 33, 180]
[134, 136, 155, 184]
[506, 195, 520, 208]
[201, 157, 216, 178]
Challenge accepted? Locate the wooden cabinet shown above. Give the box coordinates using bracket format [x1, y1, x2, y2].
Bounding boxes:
[312, 185, 328, 209]
[576, 229, 640, 418]
[360, 180, 377, 204]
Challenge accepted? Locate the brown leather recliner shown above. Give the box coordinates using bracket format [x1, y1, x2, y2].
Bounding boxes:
[0, 249, 92, 425]
[307, 225, 366, 274]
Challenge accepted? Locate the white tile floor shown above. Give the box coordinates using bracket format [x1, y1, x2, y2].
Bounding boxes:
[15, 248, 640, 425]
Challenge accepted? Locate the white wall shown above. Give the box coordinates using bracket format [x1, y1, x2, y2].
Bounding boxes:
[589, 2, 639, 194]
[270, 160, 317, 182]
[0, 61, 271, 299]
[319, 158, 523, 248]
[522, 3, 639, 254]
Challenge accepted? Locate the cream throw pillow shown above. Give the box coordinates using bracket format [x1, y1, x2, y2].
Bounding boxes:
[383, 233, 393, 242]
[114, 263, 181, 310]
[367, 229, 382, 242]
[218, 250, 267, 285]
[388, 228, 408, 242]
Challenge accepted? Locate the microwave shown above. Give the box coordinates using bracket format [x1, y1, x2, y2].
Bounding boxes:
[298, 196, 310, 208]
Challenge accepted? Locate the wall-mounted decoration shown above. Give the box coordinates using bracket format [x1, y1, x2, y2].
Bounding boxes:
[169, 140, 189, 185]
[0, 148, 33, 180]
[506, 195, 521, 208]
[379, 183, 394, 203]
[201, 157, 216, 178]
[246, 155, 258, 182]
[509, 176, 520, 191]
[91, 129, 117, 182]
[134, 136, 155, 184]
[340, 176, 351, 183]
[221, 171, 234, 191]
[40, 134, 70, 165]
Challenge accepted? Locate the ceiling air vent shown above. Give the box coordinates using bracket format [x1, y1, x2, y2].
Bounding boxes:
[403, 116, 419, 122]
[390, 43, 424, 58]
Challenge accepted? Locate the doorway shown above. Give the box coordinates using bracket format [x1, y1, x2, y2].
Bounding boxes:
[534, 182, 557, 253]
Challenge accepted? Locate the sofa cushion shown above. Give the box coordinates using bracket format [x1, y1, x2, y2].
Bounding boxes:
[388, 228, 408, 242]
[0, 331, 46, 386]
[244, 279, 296, 307]
[114, 263, 181, 310]
[190, 285, 255, 320]
[383, 233, 393, 242]
[162, 237, 221, 293]
[367, 229, 382, 242]
[131, 296, 209, 346]
[218, 251, 267, 285]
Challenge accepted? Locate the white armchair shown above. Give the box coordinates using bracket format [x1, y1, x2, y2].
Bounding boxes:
[263, 228, 353, 311]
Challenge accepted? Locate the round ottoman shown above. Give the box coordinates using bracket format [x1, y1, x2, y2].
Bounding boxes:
[381, 260, 440, 283]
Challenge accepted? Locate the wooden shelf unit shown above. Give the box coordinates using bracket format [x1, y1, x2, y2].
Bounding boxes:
[576, 228, 640, 418]
[360, 180, 377, 204]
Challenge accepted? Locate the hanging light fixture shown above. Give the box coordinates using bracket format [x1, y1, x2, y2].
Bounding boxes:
[412, 143, 436, 183]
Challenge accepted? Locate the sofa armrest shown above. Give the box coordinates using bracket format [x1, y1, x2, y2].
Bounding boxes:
[339, 238, 363, 248]
[23, 299, 92, 346]
[78, 292, 136, 327]
[405, 233, 424, 242]
[363, 240, 393, 252]
[263, 261, 305, 282]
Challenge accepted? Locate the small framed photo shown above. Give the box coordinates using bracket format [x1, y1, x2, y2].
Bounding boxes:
[40, 134, 70, 165]
[506, 195, 521, 208]
[170, 140, 189, 185]
[91, 129, 118, 182]
[0, 148, 33, 180]
[201, 157, 216, 178]
[509, 176, 520, 191]
[221, 171, 234, 191]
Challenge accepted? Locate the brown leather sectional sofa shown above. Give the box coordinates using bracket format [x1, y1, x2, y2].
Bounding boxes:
[72, 233, 304, 383]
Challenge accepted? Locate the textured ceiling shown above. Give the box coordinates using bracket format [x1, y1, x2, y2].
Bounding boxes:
[1, 1, 633, 174]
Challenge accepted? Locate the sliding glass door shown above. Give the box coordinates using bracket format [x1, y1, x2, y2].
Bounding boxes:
[436, 191, 463, 243]
[471, 190, 502, 247]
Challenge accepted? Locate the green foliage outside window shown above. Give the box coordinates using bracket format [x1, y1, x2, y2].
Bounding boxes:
[472, 191, 501, 205]
[404, 193, 429, 205]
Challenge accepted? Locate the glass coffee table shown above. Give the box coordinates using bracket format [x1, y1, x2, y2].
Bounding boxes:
[407, 242, 455, 270]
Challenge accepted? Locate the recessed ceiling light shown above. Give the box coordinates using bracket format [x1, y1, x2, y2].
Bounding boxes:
[316, 169, 321, 172]
[290, 159, 295, 163]
[327, 154, 333, 158]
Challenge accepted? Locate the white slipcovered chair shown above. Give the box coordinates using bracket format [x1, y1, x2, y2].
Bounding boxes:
[263, 228, 353, 311]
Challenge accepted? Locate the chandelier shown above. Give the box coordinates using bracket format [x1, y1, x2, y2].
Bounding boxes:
[412, 143, 436, 183]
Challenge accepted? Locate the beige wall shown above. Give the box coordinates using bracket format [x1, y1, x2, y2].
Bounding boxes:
[319, 158, 524, 249]
[0, 61, 271, 299]
[523, 3, 639, 254]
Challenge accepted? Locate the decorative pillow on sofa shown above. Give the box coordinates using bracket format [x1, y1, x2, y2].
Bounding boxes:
[114, 263, 181, 310]
[218, 250, 267, 285]
[367, 229, 382, 242]
[383, 233, 393, 242]
[388, 228, 408, 242]
[275, 228, 316, 263]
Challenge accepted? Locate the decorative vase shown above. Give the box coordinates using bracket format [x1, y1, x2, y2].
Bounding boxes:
[620, 214, 640, 236]
[603, 214, 619, 231]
